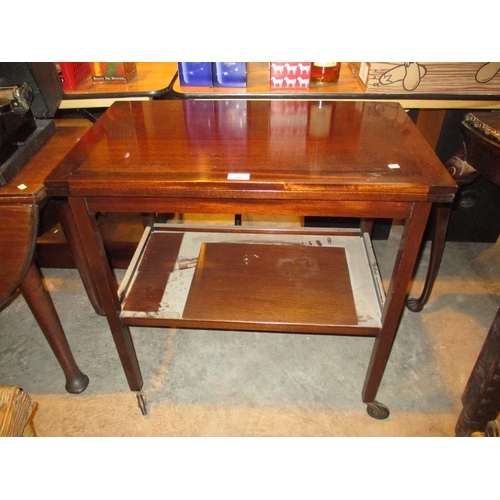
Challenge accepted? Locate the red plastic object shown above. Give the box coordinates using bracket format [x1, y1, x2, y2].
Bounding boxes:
[55, 62, 90, 90]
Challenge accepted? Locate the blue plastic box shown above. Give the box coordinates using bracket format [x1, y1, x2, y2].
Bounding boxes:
[178, 62, 213, 86]
[212, 62, 247, 87]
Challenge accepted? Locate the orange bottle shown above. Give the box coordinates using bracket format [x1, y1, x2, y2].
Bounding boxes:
[310, 62, 341, 86]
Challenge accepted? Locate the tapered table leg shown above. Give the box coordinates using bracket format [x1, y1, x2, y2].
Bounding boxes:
[363, 203, 431, 417]
[19, 262, 89, 394]
[68, 197, 143, 392]
[56, 200, 105, 316]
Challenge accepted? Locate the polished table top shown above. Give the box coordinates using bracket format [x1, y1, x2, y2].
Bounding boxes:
[0, 122, 90, 204]
[45, 100, 456, 203]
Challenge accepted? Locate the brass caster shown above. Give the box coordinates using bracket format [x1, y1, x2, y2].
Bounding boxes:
[366, 401, 390, 420]
[136, 392, 148, 416]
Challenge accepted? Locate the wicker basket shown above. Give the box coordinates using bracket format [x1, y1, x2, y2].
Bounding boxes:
[0, 385, 38, 437]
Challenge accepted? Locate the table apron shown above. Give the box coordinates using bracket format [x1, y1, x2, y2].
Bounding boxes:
[84, 196, 416, 219]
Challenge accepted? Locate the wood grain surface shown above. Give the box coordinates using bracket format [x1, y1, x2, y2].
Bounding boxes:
[183, 242, 358, 326]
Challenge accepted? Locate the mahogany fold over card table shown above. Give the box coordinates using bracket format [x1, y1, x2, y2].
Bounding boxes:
[44, 100, 457, 417]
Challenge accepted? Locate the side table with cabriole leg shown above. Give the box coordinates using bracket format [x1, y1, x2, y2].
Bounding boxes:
[0, 125, 91, 394]
[406, 109, 500, 435]
[407, 112, 500, 313]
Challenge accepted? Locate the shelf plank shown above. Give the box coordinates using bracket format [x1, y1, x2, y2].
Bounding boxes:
[122, 231, 183, 312]
[183, 242, 358, 326]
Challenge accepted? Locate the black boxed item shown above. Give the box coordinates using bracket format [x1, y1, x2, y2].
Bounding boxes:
[0, 63, 61, 185]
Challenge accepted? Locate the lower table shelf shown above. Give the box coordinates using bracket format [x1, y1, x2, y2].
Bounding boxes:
[119, 224, 385, 336]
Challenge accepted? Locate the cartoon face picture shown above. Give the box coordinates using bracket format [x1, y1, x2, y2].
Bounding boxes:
[378, 62, 427, 91]
[377, 62, 500, 91]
